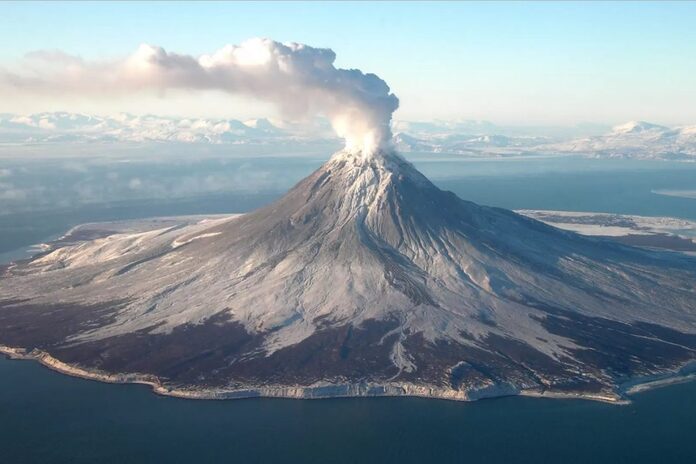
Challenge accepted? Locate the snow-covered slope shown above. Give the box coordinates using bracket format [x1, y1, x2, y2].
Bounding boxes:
[543, 121, 696, 160]
[2, 149, 696, 401]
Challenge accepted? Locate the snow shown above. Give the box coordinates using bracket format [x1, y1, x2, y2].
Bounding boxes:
[540, 121, 696, 160]
[653, 190, 696, 200]
[171, 232, 222, 249]
[0, 112, 326, 145]
[518, 210, 696, 239]
[611, 121, 669, 134]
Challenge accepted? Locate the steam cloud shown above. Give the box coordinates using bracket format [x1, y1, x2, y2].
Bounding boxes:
[2, 38, 399, 155]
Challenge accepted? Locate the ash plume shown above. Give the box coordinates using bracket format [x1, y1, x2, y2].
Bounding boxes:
[1, 38, 399, 155]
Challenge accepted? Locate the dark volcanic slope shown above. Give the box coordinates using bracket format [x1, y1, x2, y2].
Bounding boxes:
[1, 150, 696, 400]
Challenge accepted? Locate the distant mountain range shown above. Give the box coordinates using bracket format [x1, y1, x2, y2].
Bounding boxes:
[541, 121, 696, 160]
[392, 132, 549, 155]
[395, 120, 696, 160]
[0, 112, 333, 145]
[2, 113, 695, 161]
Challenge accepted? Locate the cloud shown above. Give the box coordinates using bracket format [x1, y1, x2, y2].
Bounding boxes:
[1, 38, 399, 155]
[0, 182, 27, 201]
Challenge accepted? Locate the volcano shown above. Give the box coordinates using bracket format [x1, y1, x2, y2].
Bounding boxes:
[2, 150, 696, 402]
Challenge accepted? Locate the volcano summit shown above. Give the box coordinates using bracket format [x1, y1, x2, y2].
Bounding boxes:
[2, 148, 696, 402]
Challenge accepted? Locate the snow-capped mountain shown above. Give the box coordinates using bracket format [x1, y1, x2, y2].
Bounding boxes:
[612, 121, 670, 134]
[1, 149, 695, 401]
[395, 119, 696, 160]
[392, 120, 499, 138]
[0, 112, 332, 145]
[393, 131, 548, 156]
[544, 121, 696, 160]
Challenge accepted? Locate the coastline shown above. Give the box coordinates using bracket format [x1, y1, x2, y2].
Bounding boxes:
[5, 344, 688, 405]
[618, 361, 696, 397]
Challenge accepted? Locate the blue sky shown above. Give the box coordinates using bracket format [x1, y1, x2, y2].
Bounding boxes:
[2, 1, 696, 125]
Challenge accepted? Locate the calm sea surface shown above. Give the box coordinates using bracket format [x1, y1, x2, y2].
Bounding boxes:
[1, 357, 696, 464]
[1, 155, 696, 463]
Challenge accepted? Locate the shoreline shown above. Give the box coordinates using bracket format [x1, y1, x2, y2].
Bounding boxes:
[5, 344, 689, 405]
[618, 361, 696, 397]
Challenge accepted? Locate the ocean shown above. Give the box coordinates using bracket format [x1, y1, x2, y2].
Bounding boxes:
[1, 356, 696, 463]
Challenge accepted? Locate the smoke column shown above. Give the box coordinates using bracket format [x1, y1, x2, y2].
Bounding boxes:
[2, 38, 400, 155]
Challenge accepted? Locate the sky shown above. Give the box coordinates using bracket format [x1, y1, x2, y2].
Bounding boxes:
[1, 1, 696, 126]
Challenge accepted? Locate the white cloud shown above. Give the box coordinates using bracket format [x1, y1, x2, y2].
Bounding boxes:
[0, 182, 27, 200]
[128, 178, 143, 189]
